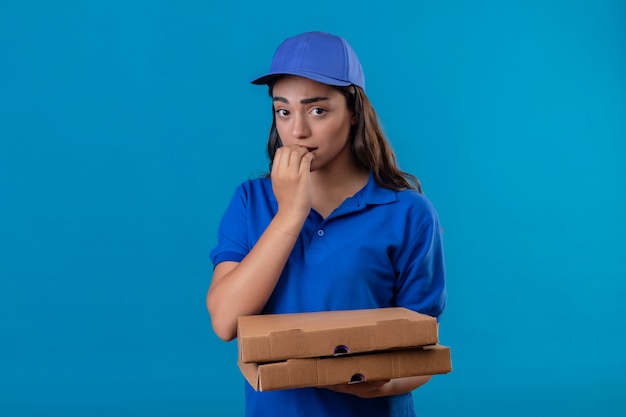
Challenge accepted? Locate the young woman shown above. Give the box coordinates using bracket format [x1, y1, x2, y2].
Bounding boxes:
[207, 31, 446, 417]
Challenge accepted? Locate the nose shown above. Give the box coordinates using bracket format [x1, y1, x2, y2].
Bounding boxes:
[292, 112, 311, 139]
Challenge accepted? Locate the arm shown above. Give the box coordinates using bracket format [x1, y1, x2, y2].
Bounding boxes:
[207, 212, 304, 341]
[206, 146, 314, 341]
[325, 375, 432, 398]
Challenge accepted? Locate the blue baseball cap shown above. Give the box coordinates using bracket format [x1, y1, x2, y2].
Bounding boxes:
[251, 31, 365, 90]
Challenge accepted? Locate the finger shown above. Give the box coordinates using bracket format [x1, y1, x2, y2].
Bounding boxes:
[299, 151, 315, 174]
[271, 147, 286, 175]
[287, 146, 308, 170]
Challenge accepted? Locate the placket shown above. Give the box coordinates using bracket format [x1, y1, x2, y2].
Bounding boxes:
[306, 196, 367, 253]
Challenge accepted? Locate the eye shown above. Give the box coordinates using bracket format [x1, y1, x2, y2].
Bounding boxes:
[311, 107, 327, 116]
[275, 109, 290, 117]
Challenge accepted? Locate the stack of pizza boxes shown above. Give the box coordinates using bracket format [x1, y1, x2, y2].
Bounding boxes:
[237, 307, 452, 391]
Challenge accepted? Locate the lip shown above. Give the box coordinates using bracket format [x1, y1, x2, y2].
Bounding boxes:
[305, 147, 318, 152]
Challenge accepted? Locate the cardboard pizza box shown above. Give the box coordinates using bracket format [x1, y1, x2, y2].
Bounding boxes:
[238, 307, 439, 364]
[239, 344, 452, 392]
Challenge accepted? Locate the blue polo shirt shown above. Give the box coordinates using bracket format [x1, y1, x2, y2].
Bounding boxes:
[210, 173, 446, 417]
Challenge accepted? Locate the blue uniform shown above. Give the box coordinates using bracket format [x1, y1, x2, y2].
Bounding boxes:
[210, 173, 447, 417]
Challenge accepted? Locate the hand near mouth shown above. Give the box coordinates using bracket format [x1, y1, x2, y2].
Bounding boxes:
[271, 145, 316, 225]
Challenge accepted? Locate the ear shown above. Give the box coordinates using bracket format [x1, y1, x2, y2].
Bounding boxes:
[350, 112, 357, 125]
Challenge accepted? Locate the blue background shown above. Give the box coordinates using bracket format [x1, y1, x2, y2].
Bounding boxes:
[1, 1, 625, 416]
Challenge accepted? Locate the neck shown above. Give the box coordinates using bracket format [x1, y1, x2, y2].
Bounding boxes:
[310, 161, 370, 218]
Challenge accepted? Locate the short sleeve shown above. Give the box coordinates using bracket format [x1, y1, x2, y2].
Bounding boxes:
[394, 209, 447, 320]
[209, 184, 250, 267]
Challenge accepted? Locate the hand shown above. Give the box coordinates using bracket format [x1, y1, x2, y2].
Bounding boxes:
[324, 379, 391, 398]
[271, 145, 315, 222]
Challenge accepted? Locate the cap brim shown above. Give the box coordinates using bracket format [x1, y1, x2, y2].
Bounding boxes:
[251, 70, 352, 87]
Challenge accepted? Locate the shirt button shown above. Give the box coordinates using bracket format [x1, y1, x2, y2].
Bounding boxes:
[317, 229, 325, 237]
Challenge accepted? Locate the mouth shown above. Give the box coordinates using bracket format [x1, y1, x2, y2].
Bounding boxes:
[305, 147, 318, 152]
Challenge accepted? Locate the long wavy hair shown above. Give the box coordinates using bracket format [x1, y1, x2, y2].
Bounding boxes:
[265, 83, 422, 193]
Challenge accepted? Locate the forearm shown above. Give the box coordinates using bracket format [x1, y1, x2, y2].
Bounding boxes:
[379, 375, 432, 397]
[207, 211, 304, 341]
[325, 375, 432, 398]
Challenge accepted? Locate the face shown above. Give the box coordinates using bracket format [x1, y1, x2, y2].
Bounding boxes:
[272, 76, 355, 172]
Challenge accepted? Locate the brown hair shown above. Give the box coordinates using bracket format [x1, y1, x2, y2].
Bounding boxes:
[265, 83, 422, 193]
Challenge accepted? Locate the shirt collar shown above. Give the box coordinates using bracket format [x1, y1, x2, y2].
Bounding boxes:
[360, 171, 398, 205]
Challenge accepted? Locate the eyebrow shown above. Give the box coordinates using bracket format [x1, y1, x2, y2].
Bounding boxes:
[273, 96, 330, 104]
